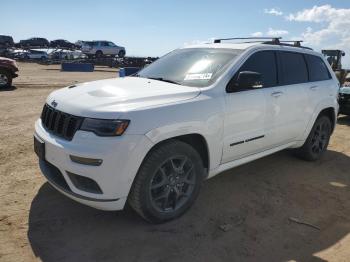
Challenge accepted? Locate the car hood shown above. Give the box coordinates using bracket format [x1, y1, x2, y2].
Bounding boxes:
[0, 57, 15, 62]
[46, 77, 201, 118]
[340, 86, 350, 94]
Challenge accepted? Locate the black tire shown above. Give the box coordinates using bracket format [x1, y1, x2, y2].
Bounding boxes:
[128, 140, 204, 223]
[0, 69, 12, 88]
[296, 115, 332, 161]
[95, 50, 103, 58]
[118, 50, 126, 58]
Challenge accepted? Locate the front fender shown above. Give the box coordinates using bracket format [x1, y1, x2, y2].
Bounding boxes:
[145, 117, 224, 171]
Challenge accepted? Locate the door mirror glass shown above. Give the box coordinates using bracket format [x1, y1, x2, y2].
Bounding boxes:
[227, 71, 263, 92]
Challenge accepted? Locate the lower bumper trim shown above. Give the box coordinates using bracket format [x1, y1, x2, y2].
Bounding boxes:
[39, 160, 119, 203]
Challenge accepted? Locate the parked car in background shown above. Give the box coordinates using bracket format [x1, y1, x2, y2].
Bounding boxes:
[81, 40, 126, 58]
[339, 73, 350, 115]
[20, 50, 48, 60]
[0, 35, 14, 47]
[50, 50, 86, 60]
[50, 39, 77, 49]
[74, 40, 85, 49]
[35, 39, 339, 223]
[19, 37, 49, 48]
[0, 57, 18, 88]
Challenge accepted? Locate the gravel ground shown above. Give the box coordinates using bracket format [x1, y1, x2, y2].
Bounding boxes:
[0, 62, 350, 262]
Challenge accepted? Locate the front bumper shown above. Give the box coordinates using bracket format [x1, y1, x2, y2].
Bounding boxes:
[34, 119, 154, 211]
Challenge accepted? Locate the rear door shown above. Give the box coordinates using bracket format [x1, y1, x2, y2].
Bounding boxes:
[100, 41, 111, 54]
[222, 50, 277, 163]
[264, 51, 309, 146]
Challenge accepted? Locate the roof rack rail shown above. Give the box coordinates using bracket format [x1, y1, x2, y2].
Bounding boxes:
[264, 40, 313, 50]
[213, 37, 281, 44]
[213, 37, 312, 50]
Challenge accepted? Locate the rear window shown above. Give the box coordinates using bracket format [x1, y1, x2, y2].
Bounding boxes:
[279, 51, 308, 85]
[305, 54, 331, 81]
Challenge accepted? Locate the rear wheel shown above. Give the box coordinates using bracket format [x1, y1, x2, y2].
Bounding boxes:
[118, 50, 126, 58]
[128, 140, 204, 223]
[0, 69, 12, 88]
[296, 115, 332, 161]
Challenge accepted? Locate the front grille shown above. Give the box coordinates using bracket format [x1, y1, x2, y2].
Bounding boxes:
[41, 104, 83, 140]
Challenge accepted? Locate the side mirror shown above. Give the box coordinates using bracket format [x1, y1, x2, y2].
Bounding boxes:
[227, 71, 263, 92]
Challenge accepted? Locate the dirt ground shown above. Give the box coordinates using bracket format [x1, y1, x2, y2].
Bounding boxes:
[0, 62, 350, 262]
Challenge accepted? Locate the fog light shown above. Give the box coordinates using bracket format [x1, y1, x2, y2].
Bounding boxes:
[67, 171, 103, 194]
[70, 155, 103, 166]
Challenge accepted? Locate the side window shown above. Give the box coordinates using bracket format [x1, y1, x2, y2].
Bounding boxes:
[231, 51, 277, 90]
[305, 54, 331, 81]
[279, 51, 308, 85]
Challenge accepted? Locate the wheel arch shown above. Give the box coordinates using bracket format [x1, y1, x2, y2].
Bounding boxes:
[144, 133, 210, 178]
[318, 107, 336, 133]
[298, 99, 338, 145]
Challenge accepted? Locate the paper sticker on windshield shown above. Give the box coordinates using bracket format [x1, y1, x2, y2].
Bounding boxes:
[184, 73, 212, 81]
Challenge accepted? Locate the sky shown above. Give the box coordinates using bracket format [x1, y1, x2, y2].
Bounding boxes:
[2, 0, 350, 66]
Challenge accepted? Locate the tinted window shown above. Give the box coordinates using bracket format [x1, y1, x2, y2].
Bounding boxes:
[236, 51, 277, 88]
[279, 52, 308, 85]
[305, 54, 331, 81]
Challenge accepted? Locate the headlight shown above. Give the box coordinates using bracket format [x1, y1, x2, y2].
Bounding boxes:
[80, 118, 130, 136]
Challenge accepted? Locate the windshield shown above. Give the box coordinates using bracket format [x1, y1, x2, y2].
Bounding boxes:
[137, 48, 243, 87]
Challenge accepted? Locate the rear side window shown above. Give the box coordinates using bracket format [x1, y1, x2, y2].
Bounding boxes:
[305, 55, 331, 81]
[238, 51, 277, 87]
[279, 52, 308, 85]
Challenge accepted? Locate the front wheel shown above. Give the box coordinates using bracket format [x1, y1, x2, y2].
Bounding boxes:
[0, 69, 12, 88]
[128, 140, 204, 223]
[296, 115, 332, 161]
[95, 50, 103, 58]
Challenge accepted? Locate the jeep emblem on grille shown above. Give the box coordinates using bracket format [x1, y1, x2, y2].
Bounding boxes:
[51, 100, 58, 108]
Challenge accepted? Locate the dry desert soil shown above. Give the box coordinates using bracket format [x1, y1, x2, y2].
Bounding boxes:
[0, 62, 350, 262]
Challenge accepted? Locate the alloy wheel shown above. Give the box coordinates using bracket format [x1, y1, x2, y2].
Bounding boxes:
[310, 120, 330, 155]
[149, 156, 196, 213]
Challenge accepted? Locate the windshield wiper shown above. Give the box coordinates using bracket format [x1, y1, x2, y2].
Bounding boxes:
[146, 77, 182, 85]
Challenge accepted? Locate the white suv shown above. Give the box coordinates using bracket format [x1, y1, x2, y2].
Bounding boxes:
[81, 40, 126, 58]
[34, 38, 339, 223]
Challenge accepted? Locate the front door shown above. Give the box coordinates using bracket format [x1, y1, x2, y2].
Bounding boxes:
[222, 50, 278, 163]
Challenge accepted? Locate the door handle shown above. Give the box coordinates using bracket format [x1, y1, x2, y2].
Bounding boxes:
[271, 91, 283, 97]
[310, 85, 318, 91]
